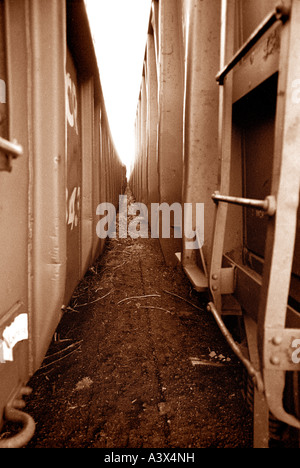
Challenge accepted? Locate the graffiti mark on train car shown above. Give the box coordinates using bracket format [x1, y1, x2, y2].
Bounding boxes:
[66, 72, 79, 135]
[0, 314, 28, 364]
[66, 186, 81, 230]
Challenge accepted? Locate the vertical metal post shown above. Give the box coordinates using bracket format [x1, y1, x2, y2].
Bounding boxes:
[156, 0, 184, 265]
[257, 0, 300, 431]
[209, 0, 235, 311]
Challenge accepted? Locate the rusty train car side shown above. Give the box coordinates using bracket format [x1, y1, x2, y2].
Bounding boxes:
[130, 0, 300, 448]
[0, 0, 125, 447]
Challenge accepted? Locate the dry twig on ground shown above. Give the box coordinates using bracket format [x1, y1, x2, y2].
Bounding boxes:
[117, 294, 161, 305]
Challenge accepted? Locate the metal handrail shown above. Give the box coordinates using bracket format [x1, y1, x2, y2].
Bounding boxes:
[216, 5, 290, 85]
[212, 192, 277, 217]
[207, 302, 264, 393]
[0, 136, 23, 158]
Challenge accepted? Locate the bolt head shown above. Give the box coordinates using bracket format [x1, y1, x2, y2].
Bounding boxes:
[270, 355, 281, 366]
[272, 336, 283, 346]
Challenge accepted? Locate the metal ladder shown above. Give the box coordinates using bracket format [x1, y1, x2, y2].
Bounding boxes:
[208, 0, 300, 447]
[0, 136, 23, 172]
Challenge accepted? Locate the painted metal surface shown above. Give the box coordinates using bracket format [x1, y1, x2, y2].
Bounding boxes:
[65, 48, 81, 304]
[0, 1, 9, 172]
[0, 0, 31, 434]
[29, 0, 67, 372]
[181, 0, 221, 287]
[0, 0, 125, 444]
[216, 4, 290, 84]
[131, 0, 300, 447]
[256, 0, 300, 431]
[131, 0, 183, 266]
[211, 0, 300, 443]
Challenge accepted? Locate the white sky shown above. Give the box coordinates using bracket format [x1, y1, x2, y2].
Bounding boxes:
[85, 0, 152, 172]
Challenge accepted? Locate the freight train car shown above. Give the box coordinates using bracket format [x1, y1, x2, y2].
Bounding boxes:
[131, 0, 300, 448]
[0, 0, 124, 448]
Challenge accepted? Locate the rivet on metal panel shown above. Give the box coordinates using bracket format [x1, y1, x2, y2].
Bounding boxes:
[272, 336, 283, 346]
[270, 355, 281, 366]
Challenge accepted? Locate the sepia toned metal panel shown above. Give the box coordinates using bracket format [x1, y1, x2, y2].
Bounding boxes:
[0, 0, 8, 171]
[157, 0, 184, 265]
[146, 32, 159, 221]
[0, 0, 30, 428]
[29, 0, 67, 370]
[181, 0, 221, 271]
[65, 48, 81, 304]
[81, 78, 94, 275]
[235, 0, 279, 49]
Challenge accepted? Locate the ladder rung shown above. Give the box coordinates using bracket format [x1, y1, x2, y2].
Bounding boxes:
[216, 5, 290, 85]
[0, 137, 23, 158]
[212, 192, 276, 217]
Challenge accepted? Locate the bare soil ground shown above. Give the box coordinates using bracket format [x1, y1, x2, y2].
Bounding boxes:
[24, 191, 253, 448]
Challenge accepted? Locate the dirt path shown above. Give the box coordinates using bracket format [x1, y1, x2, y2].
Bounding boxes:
[24, 191, 253, 448]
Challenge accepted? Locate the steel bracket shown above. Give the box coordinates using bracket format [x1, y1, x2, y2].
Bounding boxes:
[264, 328, 300, 371]
[210, 265, 236, 296]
